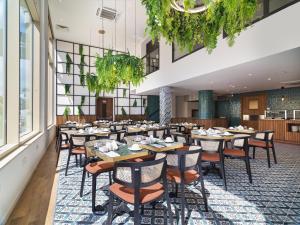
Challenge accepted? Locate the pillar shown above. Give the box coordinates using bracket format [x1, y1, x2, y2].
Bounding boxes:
[198, 90, 214, 119]
[160, 87, 172, 125]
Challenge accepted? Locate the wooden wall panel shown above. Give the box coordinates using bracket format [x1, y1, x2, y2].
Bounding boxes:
[115, 115, 147, 121]
[56, 115, 96, 125]
[241, 93, 266, 115]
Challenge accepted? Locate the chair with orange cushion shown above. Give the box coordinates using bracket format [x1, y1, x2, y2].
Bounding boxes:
[224, 135, 252, 183]
[65, 134, 97, 176]
[106, 153, 173, 225]
[166, 148, 208, 225]
[248, 130, 277, 168]
[198, 138, 227, 190]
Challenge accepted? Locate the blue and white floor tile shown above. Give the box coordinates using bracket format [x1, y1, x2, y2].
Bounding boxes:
[54, 143, 300, 225]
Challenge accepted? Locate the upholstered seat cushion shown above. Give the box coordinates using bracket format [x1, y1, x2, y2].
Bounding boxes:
[202, 152, 220, 162]
[85, 161, 114, 174]
[224, 148, 246, 157]
[130, 155, 155, 162]
[248, 139, 272, 148]
[61, 143, 69, 149]
[167, 169, 199, 184]
[109, 183, 164, 204]
[72, 146, 85, 154]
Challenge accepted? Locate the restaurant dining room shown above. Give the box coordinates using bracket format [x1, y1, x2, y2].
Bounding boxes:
[1, 0, 300, 225]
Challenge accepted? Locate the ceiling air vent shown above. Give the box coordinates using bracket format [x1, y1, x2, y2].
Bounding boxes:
[280, 80, 300, 87]
[56, 24, 69, 31]
[96, 7, 118, 21]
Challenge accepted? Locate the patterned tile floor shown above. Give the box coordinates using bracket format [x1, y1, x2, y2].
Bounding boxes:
[54, 143, 300, 225]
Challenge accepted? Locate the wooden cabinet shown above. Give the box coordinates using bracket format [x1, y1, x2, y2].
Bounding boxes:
[258, 119, 300, 144]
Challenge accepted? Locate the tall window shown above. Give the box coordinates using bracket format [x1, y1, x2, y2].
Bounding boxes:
[19, 0, 33, 136]
[0, 0, 5, 146]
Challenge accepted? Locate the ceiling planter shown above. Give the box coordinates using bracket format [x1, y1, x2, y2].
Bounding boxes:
[142, 0, 257, 52]
[86, 50, 144, 96]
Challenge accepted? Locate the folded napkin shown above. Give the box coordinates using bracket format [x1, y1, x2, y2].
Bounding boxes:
[105, 151, 120, 157]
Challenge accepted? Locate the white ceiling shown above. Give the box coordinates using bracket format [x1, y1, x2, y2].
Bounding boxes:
[49, 0, 147, 56]
[142, 47, 300, 96]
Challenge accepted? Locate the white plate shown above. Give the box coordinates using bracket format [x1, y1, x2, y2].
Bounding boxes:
[128, 146, 142, 151]
[165, 140, 174, 143]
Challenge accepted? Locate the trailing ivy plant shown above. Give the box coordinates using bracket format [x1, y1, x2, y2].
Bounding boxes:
[78, 44, 86, 86]
[133, 99, 137, 107]
[64, 84, 71, 95]
[123, 89, 127, 98]
[142, 0, 257, 52]
[86, 50, 144, 95]
[80, 96, 85, 105]
[77, 105, 84, 116]
[63, 106, 71, 119]
[66, 53, 72, 75]
[121, 107, 127, 116]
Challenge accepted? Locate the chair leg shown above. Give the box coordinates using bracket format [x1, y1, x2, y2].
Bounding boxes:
[134, 202, 141, 225]
[80, 168, 86, 197]
[75, 155, 78, 166]
[252, 147, 256, 159]
[165, 188, 174, 225]
[272, 145, 277, 164]
[108, 171, 112, 185]
[175, 183, 178, 198]
[220, 160, 227, 191]
[245, 158, 252, 184]
[266, 148, 271, 168]
[180, 182, 185, 225]
[56, 148, 61, 167]
[92, 174, 97, 212]
[106, 192, 114, 225]
[65, 153, 71, 176]
[199, 177, 208, 212]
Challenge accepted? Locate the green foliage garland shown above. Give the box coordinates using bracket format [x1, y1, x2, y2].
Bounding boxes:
[80, 96, 85, 105]
[142, 0, 257, 52]
[63, 106, 71, 118]
[66, 53, 72, 75]
[133, 99, 137, 107]
[86, 50, 144, 95]
[64, 84, 71, 95]
[121, 107, 127, 116]
[79, 44, 86, 86]
[77, 105, 84, 116]
[123, 89, 127, 98]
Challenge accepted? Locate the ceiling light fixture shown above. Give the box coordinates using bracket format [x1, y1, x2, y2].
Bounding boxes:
[268, 77, 271, 81]
[170, 0, 210, 14]
[248, 73, 253, 76]
[280, 86, 285, 101]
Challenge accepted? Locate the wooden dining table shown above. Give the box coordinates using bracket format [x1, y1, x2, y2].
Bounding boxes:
[191, 133, 251, 141]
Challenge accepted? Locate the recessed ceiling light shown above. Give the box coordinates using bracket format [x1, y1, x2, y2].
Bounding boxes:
[268, 77, 271, 81]
[244, 86, 247, 89]
[248, 73, 253, 76]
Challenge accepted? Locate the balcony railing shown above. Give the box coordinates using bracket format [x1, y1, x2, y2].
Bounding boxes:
[142, 48, 159, 76]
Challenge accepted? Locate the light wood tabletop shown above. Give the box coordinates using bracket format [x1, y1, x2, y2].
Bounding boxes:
[85, 140, 149, 162]
[139, 142, 183, 152]
[191, 133, 250, 141]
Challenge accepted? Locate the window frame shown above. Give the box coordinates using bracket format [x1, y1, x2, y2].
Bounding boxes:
[19, 0, 34, 137]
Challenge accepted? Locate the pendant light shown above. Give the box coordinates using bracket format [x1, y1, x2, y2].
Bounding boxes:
[170, 0, 210, 14]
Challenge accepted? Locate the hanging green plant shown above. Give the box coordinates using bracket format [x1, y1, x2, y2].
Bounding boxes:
[133, 99, 137, 107]
[64, 84, 71, 95]
[86, 50, 144, 94]
[142, 0, 257, 53]
[121, 107, 127, 116]
[142, 98, 146, 107]
[144, 105, 149, 116]
[78, 65, 85, 86]
[77, 105, 84, 116]
[63, 106, 71, 118]
[80, 96, 85, 105]
[123, 89, 127, 98]
[66, 53, 72, 75]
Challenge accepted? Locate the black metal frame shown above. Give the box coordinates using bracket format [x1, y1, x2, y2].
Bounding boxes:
[56, 39, 148, 117]
[250, 130, 277, 168]
[141, 43, 160, 76]
[106, 156, 173, 225]
[166, 149, 208, 225]
[172, 0, 300, 62]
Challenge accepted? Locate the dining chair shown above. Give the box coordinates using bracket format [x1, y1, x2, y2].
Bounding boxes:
[171, 132, 189, 145]
[248, 130, 277, 168]
[106, 154, 173, 225]
[198, 138, 227, 190]
[65, 134, 96, 176]
[166, 148, 208, 225]
[224, 135, 252, 183]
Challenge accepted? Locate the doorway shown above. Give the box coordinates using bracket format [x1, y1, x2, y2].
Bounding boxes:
[96, 97, 113, 120]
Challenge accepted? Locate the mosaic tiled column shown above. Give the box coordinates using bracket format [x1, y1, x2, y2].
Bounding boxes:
[160, 86, 172, 125]
[198, 90, 214, 119]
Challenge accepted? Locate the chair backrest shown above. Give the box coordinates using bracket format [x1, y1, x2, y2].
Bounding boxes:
[70, 134, 97, 147]
[231, 135, 249, 150]
[156, 129, 165, 139]
[254, 130, 274, 142]
[123, 135, 137, 146]
[113, 153, 167, 190]
[166, 149, 201, 171]
[199, 138, 224, 154]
